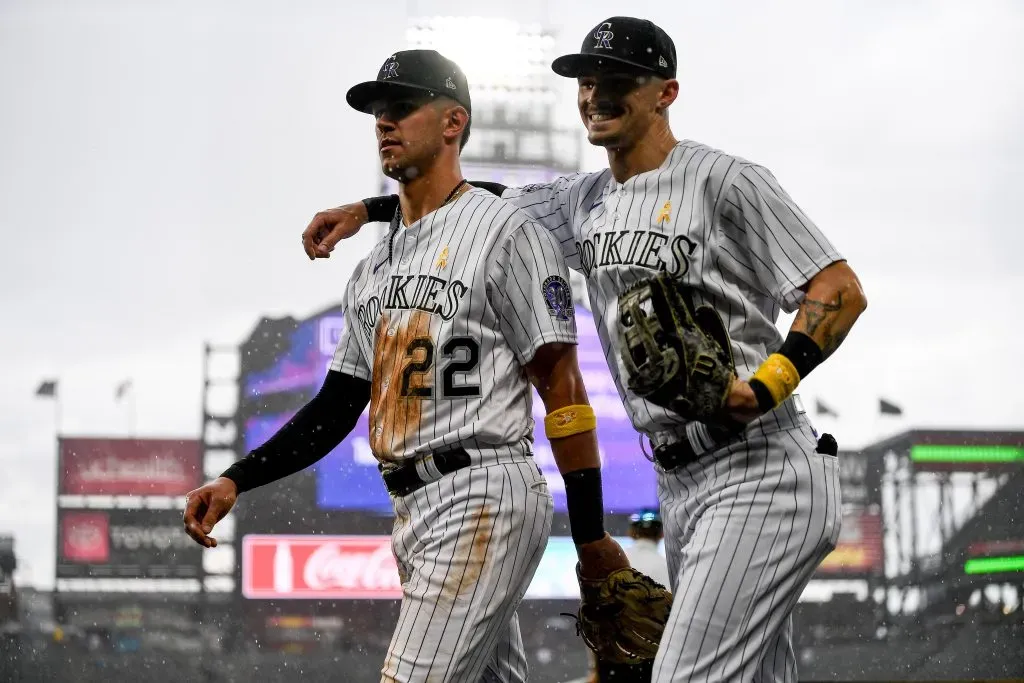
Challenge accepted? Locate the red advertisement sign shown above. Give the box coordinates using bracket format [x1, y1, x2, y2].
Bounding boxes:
[242, 535, 402, 599]
[817, 512, 884, 576]
[59, 438, 201, 496]
[61, 512, 110, 563]
[966, 539, 1024, 557]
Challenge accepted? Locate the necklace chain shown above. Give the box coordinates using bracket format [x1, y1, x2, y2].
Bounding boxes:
[389, 179, 468, 264]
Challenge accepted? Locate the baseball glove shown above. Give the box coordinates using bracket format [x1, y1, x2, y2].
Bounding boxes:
[570, 565, 673, 665]
[617, 272, 738, 430]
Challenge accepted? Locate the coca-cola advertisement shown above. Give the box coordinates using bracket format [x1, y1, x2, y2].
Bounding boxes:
[242, 535, 648, 601]
[57, 509, 202, 579]
[59, 437, 201, 496]
[242, 535, 403, 599]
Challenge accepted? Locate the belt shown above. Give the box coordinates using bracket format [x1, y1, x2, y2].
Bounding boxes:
[380, 448, 472, 497]
[652, 425, 741, 471]
[653, 426, 838, 471]
[652, 438, 702, 471]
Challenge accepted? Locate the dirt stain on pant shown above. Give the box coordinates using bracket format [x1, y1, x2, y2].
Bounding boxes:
[442, 504, 493, 603]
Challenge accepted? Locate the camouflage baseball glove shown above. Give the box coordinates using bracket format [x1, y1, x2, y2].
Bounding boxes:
[617, 272, 739, 431]
[571, 565, 673, 665]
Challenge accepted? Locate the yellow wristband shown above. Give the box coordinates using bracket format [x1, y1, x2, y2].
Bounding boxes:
[751, 353, 801, 408]
[544, 404, 597, 440]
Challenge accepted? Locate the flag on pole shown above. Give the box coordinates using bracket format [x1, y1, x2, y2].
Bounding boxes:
[115, 379, 133, 401]
[35, 380, 58, 398]
[879, 398, 903, 416]
[815, 398, 839, 418]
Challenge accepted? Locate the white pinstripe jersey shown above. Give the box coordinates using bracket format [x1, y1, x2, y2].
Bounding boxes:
[331, 187, 577, 465]
[501, 140, 844, 449]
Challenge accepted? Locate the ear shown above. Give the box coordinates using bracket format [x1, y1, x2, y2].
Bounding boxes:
[441, 105, 470, 146]
[656, 79, 680, 113]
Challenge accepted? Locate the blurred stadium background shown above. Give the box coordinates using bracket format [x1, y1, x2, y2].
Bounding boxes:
[2, 10, 1022, 683]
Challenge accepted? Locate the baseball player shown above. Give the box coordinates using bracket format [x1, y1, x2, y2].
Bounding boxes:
[624, 509, 670, 589]
[182, 49, 640, 682]
[301, 16, 868, 682]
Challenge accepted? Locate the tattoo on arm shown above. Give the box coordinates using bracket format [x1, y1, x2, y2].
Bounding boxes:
[791, 262, 866, 362]
[798, 293, 842, 336]
[822, 328, 849, 356]
[794, 291, 852, 357]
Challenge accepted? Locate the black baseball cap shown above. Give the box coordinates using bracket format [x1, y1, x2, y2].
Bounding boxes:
[346, 49, 472, 115]
[552, 16, 676, 80]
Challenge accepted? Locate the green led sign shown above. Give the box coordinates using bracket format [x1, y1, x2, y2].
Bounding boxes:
[910, 444, 1024, 464]
[964, 555, 1024, 575]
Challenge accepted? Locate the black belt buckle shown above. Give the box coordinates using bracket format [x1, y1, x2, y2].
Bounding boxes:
[653, 439, 699, 471]
[653, 424, 742, 471]
[381, 448, 471, 497]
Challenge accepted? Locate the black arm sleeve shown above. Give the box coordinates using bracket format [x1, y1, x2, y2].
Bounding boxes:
[362, 195, 399, 224]
[361, 181, 508, 223]
[471, 181, 507, 197]
[220, 370, 371, 494]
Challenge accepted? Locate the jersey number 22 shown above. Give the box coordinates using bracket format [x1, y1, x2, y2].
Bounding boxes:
[400, 337, 480, 399]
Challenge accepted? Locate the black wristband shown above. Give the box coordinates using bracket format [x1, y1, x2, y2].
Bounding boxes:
[563, 467, 606, 545]
[362, 195, 400, 223]
[748, 378, 777, 414]
[777, 331, 824, 380]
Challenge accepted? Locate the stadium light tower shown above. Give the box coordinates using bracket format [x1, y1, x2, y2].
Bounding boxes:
[408, 17, 554, 92]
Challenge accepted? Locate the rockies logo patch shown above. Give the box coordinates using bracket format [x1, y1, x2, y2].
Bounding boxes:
[542, 275, 574, 321]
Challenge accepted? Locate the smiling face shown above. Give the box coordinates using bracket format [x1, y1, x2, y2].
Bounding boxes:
[371, 95, 468, 183]
[577, 69, 678, 150]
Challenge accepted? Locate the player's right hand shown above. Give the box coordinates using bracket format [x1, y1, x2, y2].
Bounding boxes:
[301, 202, 369, 260]
[724, 376, 762, 425]
[182, 477, 238, 548]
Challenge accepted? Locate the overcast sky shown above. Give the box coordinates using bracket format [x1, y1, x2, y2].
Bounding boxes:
[2, 0, 1021, 588]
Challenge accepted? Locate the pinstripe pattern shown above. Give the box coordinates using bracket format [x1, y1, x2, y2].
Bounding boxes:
[383, 460, 553, 682]
[652, 427, 840, 682]
[501, 140, 844, 451]
[500, 139, 847, 681]
[331, 187, 577, 465]
[330, 187, 569, 681]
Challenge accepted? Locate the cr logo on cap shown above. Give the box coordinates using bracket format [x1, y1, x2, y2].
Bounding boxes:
[593, 22, 614, 49]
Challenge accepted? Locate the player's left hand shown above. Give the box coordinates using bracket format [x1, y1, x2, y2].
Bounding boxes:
[182, 477, 238, 548]
[724, 377, 762, 425]
[301, 202, 369, 260]
[576, 533, 631, 581]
